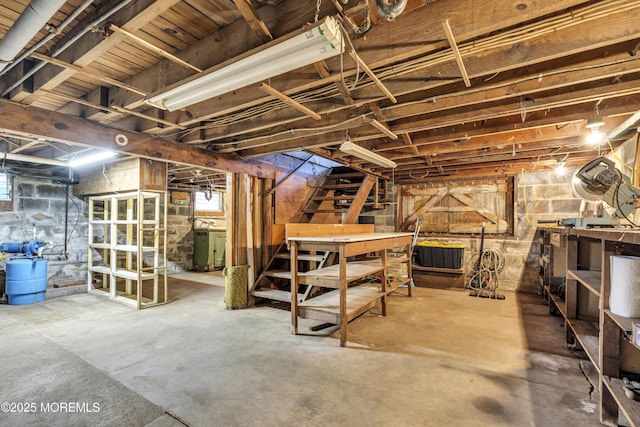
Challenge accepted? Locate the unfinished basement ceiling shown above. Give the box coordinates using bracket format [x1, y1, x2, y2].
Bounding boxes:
[0, 0, 639, 182]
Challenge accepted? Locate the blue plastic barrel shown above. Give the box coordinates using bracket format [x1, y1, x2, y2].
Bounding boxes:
[6, 258, 48, 305]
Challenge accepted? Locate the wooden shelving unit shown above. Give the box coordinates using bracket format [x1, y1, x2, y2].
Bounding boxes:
[88, 190, 168, 309]
[538, 227, 640, 425]
[286, 223, 414, 347]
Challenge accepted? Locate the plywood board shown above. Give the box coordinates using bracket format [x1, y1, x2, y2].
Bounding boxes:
[74, 158, 167, 195]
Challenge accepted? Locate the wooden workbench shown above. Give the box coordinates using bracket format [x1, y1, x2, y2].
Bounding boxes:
[286, 224, 414, 347]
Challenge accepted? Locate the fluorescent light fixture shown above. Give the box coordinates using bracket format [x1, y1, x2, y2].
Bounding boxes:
[339, 141, 397, 169]
[147, 16, 344, 112]
[68, 150, 116, 168]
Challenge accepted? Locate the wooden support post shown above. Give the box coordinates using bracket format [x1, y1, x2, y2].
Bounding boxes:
[291, 240, 299, 335]
[381, 249, 388, 316]
[600, 313, 620, 424]
[406, 240, 413, 297]
[339, 245, 348, 347]
[246, 175, 255, 291]
[565, 236, 578, 319]
[599, 240, 619, 423]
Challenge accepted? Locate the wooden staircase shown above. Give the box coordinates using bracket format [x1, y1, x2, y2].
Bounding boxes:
[250, 168, 382, 304]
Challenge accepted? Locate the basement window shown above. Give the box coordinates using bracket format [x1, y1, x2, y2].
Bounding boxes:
[0, 172, 11, 200]
[0, 172, 12, 210]
[194, 190, 223, 214]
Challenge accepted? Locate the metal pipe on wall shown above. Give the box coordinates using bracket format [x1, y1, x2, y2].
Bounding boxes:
[2, 152, 67, 167]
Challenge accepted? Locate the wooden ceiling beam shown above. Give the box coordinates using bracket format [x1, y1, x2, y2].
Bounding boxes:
[259, 83, 321, 121]
[370, 98, 640, 152]
[18, 0, 182, 105]
[30, 52, 148, 96]
[99, 0, 595, 133]
[237, 83, 640, 158]
[232, 0, 273, 43]
[0, 99, 279, 178]
[183, 34, 640, 147]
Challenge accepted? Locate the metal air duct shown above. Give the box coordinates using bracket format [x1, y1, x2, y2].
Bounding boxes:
[0, 0, 67, 73]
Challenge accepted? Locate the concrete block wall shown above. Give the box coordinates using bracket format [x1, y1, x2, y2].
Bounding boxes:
[166, 201, 194, 273]
[0, 177, 89, 289]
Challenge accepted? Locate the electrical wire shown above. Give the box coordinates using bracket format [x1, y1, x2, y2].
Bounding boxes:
[467, 247, 505, 298]
[521, 168, 531, 225]
[612, 168, 640, 228]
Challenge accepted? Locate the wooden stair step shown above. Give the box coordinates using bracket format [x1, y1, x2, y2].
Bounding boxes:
[251, 288, 292, 302]
[264, 270, 292, 279]
[312, 195, 356, 201]
[275, 253, 325, 261]
[303, 209, 350, 213]
[321, 183, 363, 190]
[325, 172, 368, 179]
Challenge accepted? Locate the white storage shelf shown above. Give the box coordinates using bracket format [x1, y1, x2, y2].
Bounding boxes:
[88, 190, 168, 309]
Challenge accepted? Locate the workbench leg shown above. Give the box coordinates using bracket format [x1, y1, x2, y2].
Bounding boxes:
[381, 249, 387, 316]
[339, 246, 347, 347]
[291, 241, 299, 335]
[406, 243, 413, 297]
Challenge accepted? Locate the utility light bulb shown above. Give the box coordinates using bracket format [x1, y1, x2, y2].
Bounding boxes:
[586, 129, 605, 145]
[554, 163, 567, 176]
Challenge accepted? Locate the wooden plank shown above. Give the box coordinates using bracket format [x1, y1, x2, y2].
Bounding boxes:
[297, 259, 385, 288]
[285, 223, 374, 239]
[291, 240, 299, 334]
[298, 283, 383, 325]
[30, 52, 148, 96]
[442, 19, 471, 87]
[232, 0, 273, 43]
[292, 234, 413, 257]
[566, 270, 602, 298]
[73, 158, 167, 196]
[343, 175, 377, 224]
[252, 288, 291, 302]
[260, 83, 321, 120]
[603, 377, 640, 427]
[109, 24, 202, 72]
[569, 318, 600, 371]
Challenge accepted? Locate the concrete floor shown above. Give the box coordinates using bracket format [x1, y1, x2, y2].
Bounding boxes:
[0, 273, 601, 427]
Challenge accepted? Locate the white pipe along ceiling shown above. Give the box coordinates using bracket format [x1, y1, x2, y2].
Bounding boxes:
[0, 0, 67, 74]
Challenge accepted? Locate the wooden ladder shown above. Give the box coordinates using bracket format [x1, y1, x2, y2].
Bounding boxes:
[250, 170, 379, 304]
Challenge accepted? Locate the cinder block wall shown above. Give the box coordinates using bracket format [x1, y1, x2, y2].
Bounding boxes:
[166, 200, 193, 273]
[0, 177, 89, 289]
[361, 171, 581, 292]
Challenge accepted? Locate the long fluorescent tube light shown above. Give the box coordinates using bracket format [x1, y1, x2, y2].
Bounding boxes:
[147, 16, 344, 112]
[68, 150, 116, 168]
[339, 141, 397, 169]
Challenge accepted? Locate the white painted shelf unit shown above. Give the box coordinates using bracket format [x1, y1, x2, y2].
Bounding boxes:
[88, 190, 168, 309]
